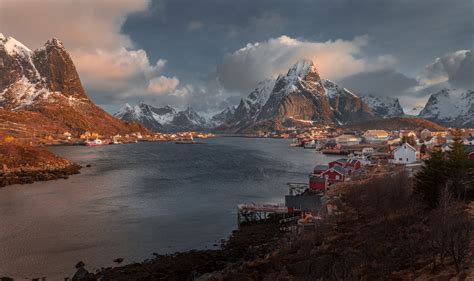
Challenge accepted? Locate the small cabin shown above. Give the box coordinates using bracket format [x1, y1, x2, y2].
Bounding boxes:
[321, 165, 348, 182]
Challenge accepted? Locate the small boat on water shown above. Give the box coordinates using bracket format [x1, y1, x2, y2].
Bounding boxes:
[84, 138, 107, 146]
[303, 140, 316, 149]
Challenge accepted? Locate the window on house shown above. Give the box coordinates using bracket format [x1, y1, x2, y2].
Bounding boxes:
[336, 175, 340, 180]
[325, 175, 329, 179]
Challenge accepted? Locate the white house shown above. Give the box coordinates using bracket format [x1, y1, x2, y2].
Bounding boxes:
[391, 142, 417, 164]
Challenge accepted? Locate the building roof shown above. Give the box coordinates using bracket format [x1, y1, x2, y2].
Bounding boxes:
[394, 142, 417, 153]
[313, 165, 329, 172]
[333, 165, 348, 175]
[348, 159, 360, 165]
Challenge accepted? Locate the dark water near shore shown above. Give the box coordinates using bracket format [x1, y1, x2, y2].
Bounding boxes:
[0, 138, 338, 279]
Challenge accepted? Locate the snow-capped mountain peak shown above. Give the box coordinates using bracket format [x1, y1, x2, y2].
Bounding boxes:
[287, 59, 317, 79]
[418, 89, 473, 127]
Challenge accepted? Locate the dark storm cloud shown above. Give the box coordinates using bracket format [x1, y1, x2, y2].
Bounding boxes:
[123, 0, 473, 83]
[338, 70, 418, 97]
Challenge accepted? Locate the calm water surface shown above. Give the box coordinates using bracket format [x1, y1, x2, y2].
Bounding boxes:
[0, 137, 338, 278]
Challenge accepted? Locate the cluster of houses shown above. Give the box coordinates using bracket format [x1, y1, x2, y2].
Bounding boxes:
[288, 127, 474, 164]
[49, 131, 216, 145]
[309, 158, 363, 191]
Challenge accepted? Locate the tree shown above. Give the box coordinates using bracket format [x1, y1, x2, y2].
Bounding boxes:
[420, 143, 427, 154]
[446, 129, 472, 200]
[414, 150, 447, 209]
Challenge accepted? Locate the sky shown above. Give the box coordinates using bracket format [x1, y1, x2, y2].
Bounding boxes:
[0, 0, 473, 114]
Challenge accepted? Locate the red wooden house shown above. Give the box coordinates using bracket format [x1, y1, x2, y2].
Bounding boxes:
[320, 165, 348, 182]
[328, 159, 347, 168]
[346, 159, 362, 170]
[309, 175, 327, 191]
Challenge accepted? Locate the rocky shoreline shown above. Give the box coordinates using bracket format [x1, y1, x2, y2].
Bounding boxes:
[0, 142, 81, 187]
[70, 218, 285, 280]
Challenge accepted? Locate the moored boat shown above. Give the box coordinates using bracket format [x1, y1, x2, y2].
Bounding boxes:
[84, 138, 106, 146]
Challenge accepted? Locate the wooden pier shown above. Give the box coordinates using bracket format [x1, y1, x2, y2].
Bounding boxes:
[237, 203, 289, 226]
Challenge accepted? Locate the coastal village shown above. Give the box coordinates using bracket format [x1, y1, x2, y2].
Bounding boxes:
[238, 126, 474, 228]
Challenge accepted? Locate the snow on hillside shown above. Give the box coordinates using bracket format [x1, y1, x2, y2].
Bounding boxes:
[115, 103, 208, 132]
[359, 94, 404, 118]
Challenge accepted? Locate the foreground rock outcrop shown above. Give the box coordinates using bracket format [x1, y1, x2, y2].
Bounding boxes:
[0, 142, 81, 187]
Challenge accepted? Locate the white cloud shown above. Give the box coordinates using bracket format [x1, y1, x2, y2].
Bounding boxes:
[147, 76, 180, 94]
[73, 47, 166, 92]
[216, 35, 395, 93]
[417, 50, 470, 88]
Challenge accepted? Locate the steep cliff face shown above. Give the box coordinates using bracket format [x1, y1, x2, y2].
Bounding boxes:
[0, 34, 148, 137]
[323, 80, 375, 124]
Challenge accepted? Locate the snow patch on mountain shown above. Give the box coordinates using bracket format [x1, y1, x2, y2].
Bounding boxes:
[359, 94, 404, 118]
[0, 34, 32, 57]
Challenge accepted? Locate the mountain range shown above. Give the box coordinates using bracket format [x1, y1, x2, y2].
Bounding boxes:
[0, 34, 147, 139]
[114, 103, 208, 132]
[117, 60, 412, 132]
[1, 34, 471, 136]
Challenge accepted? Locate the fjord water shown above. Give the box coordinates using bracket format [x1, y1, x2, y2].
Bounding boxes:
[0, 138, 338, 278]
